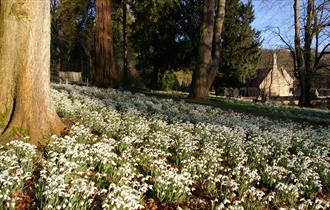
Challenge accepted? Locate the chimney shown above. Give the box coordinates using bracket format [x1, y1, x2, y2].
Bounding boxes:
[273, 52, 278, 70]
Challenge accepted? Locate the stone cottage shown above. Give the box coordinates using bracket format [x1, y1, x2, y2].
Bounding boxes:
[245, 53, 294, 97]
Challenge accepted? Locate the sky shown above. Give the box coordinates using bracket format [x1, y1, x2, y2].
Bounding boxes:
[246, 0, 295, 49]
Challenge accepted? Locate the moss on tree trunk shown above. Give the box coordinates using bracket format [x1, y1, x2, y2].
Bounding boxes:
[0, 0, 66, 144]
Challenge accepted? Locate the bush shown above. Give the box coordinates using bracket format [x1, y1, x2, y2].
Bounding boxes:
[162, 70, 179, 91]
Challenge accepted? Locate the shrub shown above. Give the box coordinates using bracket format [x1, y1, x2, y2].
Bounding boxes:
[162, 70, 179, 91]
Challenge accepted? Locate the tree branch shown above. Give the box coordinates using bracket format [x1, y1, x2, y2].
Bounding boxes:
[315, 42, 330, 68]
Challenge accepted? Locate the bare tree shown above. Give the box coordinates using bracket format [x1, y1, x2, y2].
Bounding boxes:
[0, 0, 66, 144]
[189, 0, 226, 100]
[277, 0, 330, 107]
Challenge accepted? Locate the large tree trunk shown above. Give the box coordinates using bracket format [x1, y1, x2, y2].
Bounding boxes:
[209, 0, 226, 91]
[122, 0, 130, 89]
[299, 75, 312, 107]
[190, 0, 226, 100]
[0, 0, 66, 144]
[301, 0, 314, 107]
[291, 0, 328, 107]
[294, 0, 303, 74]
[294, 0, 305, 106]
[190, 0, 215, 100]
[94, 0, 118, 88]
[294, 0, 314, 107]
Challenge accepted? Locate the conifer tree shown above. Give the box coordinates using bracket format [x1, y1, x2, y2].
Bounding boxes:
[216, 0, 261, 88]
[94, 0, 119, 88]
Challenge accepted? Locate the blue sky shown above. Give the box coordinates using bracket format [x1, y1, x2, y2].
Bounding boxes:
[246, 0, 295, 49]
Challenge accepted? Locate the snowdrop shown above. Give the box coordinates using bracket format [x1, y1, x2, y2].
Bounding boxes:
[1, 84, 329, 209]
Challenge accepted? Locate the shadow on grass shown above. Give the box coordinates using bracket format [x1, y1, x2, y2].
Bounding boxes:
[139, 90, 330, 126]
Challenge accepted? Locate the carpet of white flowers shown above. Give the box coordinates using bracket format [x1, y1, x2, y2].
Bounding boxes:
[0, 84, 329, 209]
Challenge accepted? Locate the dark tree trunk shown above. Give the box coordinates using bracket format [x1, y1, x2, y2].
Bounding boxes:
[290, 0, 329, 107]
[55, 49, 61, 82]
[94, 0, 118, 88]
[300, 0, 314, 107]
[209, 0, 226, 91]
[299, 75, 312, 107]
[122, 0, 130, 89]
[0, 0, 66, 144]
[189, 0, 226, 100]
[294, 0, 304, 106]
[150, 68, 160, 90]
[294, 0, 313, 107]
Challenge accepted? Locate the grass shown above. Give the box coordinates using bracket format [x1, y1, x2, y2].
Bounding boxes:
[143, 90, 330, 126]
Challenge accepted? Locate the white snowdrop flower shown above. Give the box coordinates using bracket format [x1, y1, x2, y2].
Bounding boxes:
[5, 84, 321, 209]
[217, 203, 225, 209]
[223, 199, 231, 205]
[46, 204, 53, 209]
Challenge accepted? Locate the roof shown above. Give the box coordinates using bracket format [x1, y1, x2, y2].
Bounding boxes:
[247, 52, 293, 88]
[246, 68, 270, 87]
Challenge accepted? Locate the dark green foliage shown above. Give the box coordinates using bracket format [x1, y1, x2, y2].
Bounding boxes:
[51, 0, 127, 81]
[162, 70, 179, 91]
[112, 1, 124, 62]
[50, 0, 263, 91]
[112, 0, 127, 66]
[130, 0, 201, 89]
[51, 0, 95, 79]
[216, 0, 262, 88]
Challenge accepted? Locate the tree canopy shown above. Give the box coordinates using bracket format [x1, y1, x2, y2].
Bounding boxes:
[130, 0, 201, 89]
[216, 0, 261, 88]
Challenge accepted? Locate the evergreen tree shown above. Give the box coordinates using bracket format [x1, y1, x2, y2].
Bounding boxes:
[93, 0, 119, 88]
[51, 0, 125, 84]
[130, 0, 201, 89]
[215, 0, 261, 88]
[51, 0, 95, 80]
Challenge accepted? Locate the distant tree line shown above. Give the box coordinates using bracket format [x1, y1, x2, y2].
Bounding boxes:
[50, 0, 261, 95]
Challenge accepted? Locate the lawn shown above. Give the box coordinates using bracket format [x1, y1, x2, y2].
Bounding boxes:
[146, 90, 330, 125]
[0, 84, 329, 209]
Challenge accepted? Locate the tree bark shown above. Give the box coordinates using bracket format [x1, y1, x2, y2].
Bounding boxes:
[294, 0, 305, 106]
[300, 0, 314, 107]
[0, 0, 66, 144]
[294, 0, 302, 72]
[209, 0, 226, 91]
[94, 0, 118, 88]
[122, 0, 130, 89]
[287, 0, 328, 107]
[294, 0, 314, 107]
[190, 0, 226, 100]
